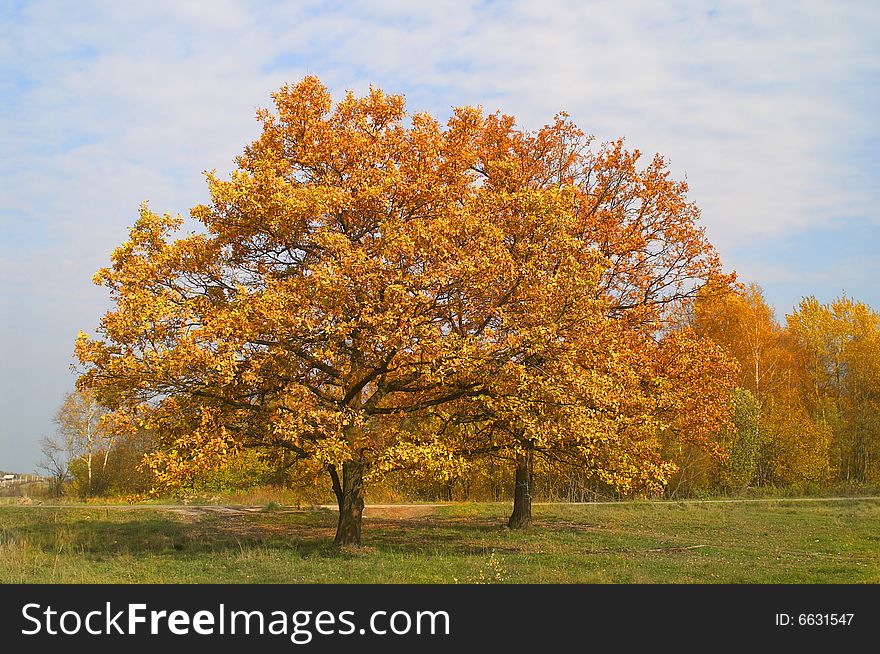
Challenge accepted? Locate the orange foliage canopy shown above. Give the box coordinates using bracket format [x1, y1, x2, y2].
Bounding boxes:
[76, 77, 735, 539]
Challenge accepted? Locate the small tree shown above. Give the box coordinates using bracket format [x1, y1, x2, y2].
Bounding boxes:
[38, 434, 70, 497]
[54, 388, 112, 496]
[718, 388, 762, 490]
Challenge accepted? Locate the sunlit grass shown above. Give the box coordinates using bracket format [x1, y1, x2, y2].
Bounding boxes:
[1, 499, 878, 583]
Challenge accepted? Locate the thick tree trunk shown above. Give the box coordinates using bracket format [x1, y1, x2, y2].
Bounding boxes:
[508, 450, 533, 529]
[330, 461, 365, 546]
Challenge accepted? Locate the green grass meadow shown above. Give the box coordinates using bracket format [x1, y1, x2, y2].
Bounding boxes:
[1, 499, 878, 583]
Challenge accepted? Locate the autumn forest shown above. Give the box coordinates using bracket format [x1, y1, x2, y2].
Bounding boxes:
[64, 78, 880, 546]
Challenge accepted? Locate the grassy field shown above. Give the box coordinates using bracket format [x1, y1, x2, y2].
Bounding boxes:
[1, 499, 878, 583]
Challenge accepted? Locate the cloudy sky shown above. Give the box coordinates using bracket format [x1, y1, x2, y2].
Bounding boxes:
[1, 0, 878, 473]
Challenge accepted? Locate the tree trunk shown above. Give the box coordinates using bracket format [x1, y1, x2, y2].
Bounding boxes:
[330, 461, 365, 546]
[508, 450, 533, 529]
[102, 437, 113, 472]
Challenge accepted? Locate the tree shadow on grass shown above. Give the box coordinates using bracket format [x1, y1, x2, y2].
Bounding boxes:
[5, 510, 559, 559]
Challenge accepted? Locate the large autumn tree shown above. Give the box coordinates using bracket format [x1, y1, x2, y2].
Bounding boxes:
[77, 77, 734, 543]
[442, 110, 735, 526]
[77, 78, 603, 544]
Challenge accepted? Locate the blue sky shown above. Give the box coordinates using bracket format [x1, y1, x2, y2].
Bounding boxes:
[1, 0, 878, 473]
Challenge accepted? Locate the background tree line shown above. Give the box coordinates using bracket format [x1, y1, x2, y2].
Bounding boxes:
[666, 285, 880, 496]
